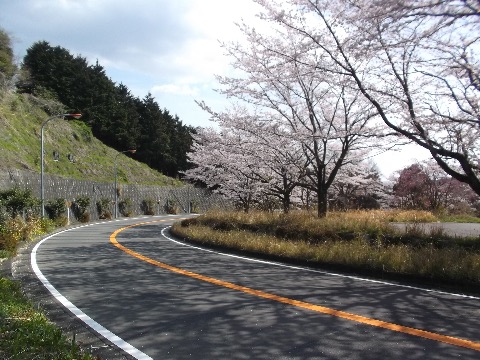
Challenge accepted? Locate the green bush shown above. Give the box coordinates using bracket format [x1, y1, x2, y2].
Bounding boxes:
[0, 187, 39, 218]
[45, 198, 68, 226]
[119, 198, 133, 217]
[45, 198, 66, 220]
[72, 196, 90, 223]
[96, 198, 112, 220]
[190, 200, 200, 214]
[141, 198, 155, 215]
[164, 199, 179, 214]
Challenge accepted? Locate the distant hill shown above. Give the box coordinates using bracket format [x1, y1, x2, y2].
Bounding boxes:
[0, 91, 182, 187]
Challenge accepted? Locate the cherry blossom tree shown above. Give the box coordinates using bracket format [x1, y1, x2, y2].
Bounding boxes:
[185, 126, 267, 212]
[186, 104, 306, 213]
[242, 125, 306, 213]
[212, 21, 389, 217]
[330, 161, 387, 210]
[255, 0, 480, 196]
[391, 164, 432, 210]
[391, 160, 478, 213]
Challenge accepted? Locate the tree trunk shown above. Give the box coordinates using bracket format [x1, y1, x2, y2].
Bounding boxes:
[243, 193, 252, 213]
[317, 188, 328, 218]
[282, 193, 291, 214]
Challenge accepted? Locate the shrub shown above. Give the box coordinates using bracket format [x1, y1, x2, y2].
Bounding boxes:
[80, 212, 90, 223]
[141, 199, 155, 215]
[0, 187, 39, 218]
[164, 199, 179, 214]
[0, 216, 49, 253]
[190, 200, 200, 214]
[119, 198, 133, 217]
[0, 205, 9, 228]
[44, 198, 66, 220]
[96, 198, 112, 220]
[0, 217, 24, 252]
[22, 217, 49, 241]
[45, 198, 68, 227]
[72, 196, 90, 223]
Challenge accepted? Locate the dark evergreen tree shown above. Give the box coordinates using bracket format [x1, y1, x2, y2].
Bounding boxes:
[21, 41, 86, 110]
[19, 41, 193, 177]
[169, 116, 195, 176]
[136, 93, 171, 172]
[79, 60, 118, 143]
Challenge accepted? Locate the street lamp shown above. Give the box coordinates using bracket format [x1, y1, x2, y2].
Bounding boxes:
[114, 149, 136, 218]
[40, 113, 82, 218]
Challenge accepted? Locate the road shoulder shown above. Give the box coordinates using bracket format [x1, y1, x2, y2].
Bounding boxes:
[6, 236, 135, 360]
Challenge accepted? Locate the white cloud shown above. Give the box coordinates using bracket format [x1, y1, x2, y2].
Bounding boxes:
[1, 0, 262, 93]
[374, 144, 431, 178]
[151, 84, 198, 97]
[0, 0, 431, 174]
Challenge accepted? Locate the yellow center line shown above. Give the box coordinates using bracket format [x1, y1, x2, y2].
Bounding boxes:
[110, 220, 480, 352]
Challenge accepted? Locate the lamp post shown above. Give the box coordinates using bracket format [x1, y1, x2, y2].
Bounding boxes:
[114, 149, 136, 218]
[41, 113, 82, 218]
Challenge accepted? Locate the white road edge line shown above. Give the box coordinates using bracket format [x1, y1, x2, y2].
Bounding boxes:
[29, 214, 479, 360]
[161, 227, 480, 300]
[31, 221, 154, 360]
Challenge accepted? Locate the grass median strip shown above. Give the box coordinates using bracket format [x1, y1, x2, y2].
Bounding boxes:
[171, 210, 480, 287]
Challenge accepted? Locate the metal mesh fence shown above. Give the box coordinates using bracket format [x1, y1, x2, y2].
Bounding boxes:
[0, 169, 230, 222]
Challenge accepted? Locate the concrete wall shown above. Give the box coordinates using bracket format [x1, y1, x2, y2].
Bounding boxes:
[0, 169, 229, 221]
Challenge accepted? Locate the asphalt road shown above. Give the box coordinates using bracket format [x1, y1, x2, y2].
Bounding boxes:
[391, 222, 480, 237]
[15, 216, 480, 359]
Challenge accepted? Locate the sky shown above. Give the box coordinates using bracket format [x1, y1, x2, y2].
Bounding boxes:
[0, 0, 430, 177]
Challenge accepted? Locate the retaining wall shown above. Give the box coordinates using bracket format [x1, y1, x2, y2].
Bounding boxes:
[0, 169, 229, 222]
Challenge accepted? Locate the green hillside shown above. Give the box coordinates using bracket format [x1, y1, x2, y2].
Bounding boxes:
[0, 91, 182, 186]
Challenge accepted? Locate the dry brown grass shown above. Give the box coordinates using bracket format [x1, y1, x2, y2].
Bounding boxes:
[172, 210, 480, 286]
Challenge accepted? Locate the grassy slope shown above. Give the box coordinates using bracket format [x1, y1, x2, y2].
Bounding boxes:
[0, 277, 95, 360]
[0, 92, 181, 186]
[0, 91, 183, 358]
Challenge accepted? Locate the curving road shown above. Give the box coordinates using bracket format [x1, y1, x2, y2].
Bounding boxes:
[26, 216, 480, 359]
